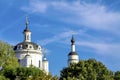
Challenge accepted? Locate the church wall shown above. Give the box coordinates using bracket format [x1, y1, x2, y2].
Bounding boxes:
[68, 55, 79, 60]
[43, 61, 49, 74]
[15, 51, 42, 68]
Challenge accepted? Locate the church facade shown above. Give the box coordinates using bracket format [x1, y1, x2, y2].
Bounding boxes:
[14, 17, 49, 75]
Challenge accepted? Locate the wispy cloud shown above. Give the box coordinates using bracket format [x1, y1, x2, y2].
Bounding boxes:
[51, 1, 120, 34]
[21, 0, 120, 34]
[37, 27, 120, 59]
[21, 0, 120, 61]
[21, 0, 48, 13]
[38, 30, 74, 45]
[76, 41, 120, 57]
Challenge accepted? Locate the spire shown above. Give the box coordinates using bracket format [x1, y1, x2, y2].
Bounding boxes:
[71, 34, 75, 52]
[24, 16, 30, 32]
[25, 16, 29, 30]
[71, 31, 75, 45]
[71, 35, 75, 45]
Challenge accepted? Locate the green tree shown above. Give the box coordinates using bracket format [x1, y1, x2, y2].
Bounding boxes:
[16, 66, 47, 80]
[0, 75, 9, 80]
[114, 71, 120, 80]
[60, 59, 114, 80]
[2, 66, 17, 80]
[52, 75, 59, 80]
[2, 66, 58, 80]
[0, 40, 19, 68]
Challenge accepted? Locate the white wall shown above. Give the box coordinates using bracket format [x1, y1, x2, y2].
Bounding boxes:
[15, 50, 43, 69]
[43, 60, 49, 75]
[68, 55, 79, 66]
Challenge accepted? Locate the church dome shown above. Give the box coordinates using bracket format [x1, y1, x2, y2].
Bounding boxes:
[68, 52, 78, 56]
[14, 42, 41, 50]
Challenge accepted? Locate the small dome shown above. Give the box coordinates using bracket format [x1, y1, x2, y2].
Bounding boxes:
[14, 42, 41, 50]
[23, 29, 30, 32]
[68, 52, 78, 56]
[43, 58, 48, 61]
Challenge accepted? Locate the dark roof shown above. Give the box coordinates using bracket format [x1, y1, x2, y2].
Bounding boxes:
[23, 26, 31, 32]
[14, 42, 39, 50]
[43, 59, 48, 62]
[23, 29, 30, 32]
[68, 52, 78, 56]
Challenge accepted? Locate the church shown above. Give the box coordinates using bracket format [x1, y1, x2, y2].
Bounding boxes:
[14, 17, 49, 75]
[13, 17, 79, 75]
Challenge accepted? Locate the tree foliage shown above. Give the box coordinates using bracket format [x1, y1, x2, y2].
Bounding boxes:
[114, 71, 120, 80]
[0, 40, 19, 68]
[60, 59, 114, 80]
[1, 66, 58, 80]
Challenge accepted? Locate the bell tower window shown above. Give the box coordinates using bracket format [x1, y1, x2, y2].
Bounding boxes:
[27, 35, 29, 40]
[39, 60, 41, 68]
[31, 60, 32, 65]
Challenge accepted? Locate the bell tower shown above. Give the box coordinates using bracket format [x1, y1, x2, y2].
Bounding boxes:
[23, 16, 31, 42]
[68, 35, 79, 66]
[42, 49, 49, 75]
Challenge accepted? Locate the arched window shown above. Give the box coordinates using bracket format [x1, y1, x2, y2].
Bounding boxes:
[25, 35, 27, 40]
[31, 60, 32, 65]
[39, 60, 41, 68]
[26, 45, 28, 48]
[27, 35, 29, 40]
[20, 45, 22, 49]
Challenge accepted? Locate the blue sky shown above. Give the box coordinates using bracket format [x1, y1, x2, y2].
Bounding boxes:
[0, 0, 120, 75]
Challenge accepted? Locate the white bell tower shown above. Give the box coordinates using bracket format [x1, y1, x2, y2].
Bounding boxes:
[42, 49, 49, 75]
[68, 35, 79, 66]
[23, 16, 31, 42]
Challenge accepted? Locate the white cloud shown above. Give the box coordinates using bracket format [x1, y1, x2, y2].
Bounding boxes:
[38, 27, 120, 58]
[51, 1, 120, 33]
[21, 0, 120, 34]
[38, 30, 74, 45]
[76, 41, 120, 57]
[21, 0, 120, 60]
[21, 1, 48, 13]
